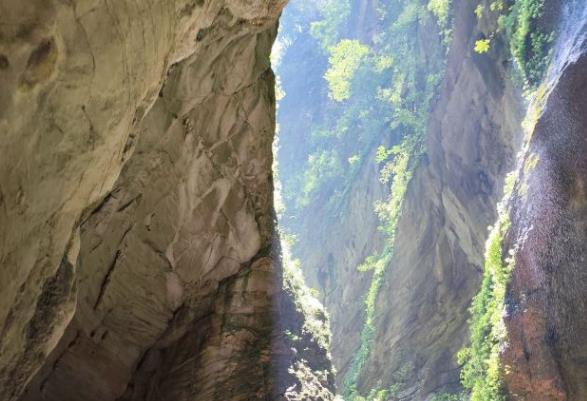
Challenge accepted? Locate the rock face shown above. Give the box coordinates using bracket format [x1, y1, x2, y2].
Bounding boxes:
[279, 0, 524, 397]
[357, 2, 524, 396]
[0, 1, 335, 400]
[502, 10, 587, 400]
[274, 0, 389, 386]
[297, 147, 386, 383]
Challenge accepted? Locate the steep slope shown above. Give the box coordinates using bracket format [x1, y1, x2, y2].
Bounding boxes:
[358, 1, 525, 397]
[276, 0, 524, 398]
[0, 1, 335, 400]
[499, 4, 587, 400]
[274, 7, 386, 375]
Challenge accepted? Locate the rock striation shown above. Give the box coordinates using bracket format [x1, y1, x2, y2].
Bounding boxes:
[0, 0, 334, 400]
[357, 1, 524, 396]
[280, 0, 524, 397]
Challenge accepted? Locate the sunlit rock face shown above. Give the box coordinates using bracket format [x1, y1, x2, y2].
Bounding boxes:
[353, 1, 524, 396]
[277, 0, 523, 398]
[502, 41, 587, 401]
[0, 0, 335, 400]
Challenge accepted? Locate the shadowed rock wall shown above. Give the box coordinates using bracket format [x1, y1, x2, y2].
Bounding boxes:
[0, 1, 334, 400]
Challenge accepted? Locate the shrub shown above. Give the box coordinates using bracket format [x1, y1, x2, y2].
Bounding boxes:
[475, 5, 484, 19]
[474, 39, 491, 54]
[458, 173, 516, 401]
[310, 0, 351, 49]
[498, 0, 553, 87]
[325, 40, 371, 101]
[298, 150, 343, 207]
[428, 0, 452, 28]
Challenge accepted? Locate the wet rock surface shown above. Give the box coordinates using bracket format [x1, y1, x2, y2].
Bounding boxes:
[503, 37, 587, 401]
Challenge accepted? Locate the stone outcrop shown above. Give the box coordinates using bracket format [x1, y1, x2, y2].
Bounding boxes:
[0, 0, 335, 400]
[502, 14, 587, 400]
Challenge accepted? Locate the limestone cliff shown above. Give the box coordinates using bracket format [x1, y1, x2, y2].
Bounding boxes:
[0, 0, 334, 400]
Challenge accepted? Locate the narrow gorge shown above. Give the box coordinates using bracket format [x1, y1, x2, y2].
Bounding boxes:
[0, 0, 586, 401]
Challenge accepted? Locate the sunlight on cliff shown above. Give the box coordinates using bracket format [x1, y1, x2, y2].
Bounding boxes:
[272, 0, 587, 400]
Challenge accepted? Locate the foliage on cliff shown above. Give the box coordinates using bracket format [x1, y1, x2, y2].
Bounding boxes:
[325, 40, 371, 101]
[502, 0, 553, 86]
[474, 0, 553, 87]
[281, 232, 332, 350]
[277, 0, 450, 401]
[277, 1, 452, 400]
[276, 0, 448, 225]
[457, 173, 516, 401]
[458, 2, 558, 394]
[275, 0, 453, 399]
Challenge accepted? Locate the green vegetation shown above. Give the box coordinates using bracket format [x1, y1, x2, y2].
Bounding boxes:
[351, 388, 391, 401]
[345, 363, 414, 401]
[473, 0, 553, 87]
[490, 0, 505, 12]
[277, 0, 453, 398]
[457, 172, 516, 401]
[427, 0, 451, 26]
[281, 231, 332, 350]
[499, 0, 553, 86]
[299, 150, 344, 207]
[279, 0, 450, 218]
[475, 4, 485, 19]
[343, 250, 392, 399]
[474, 39, 491, 54]
[348, 155, 361, 166]
[276, 0, 558, 399]
[343, 136, 421, 400]
[430, 392, 468, 401]
[336, 1, 450, 398]
[325, 40, 371, 101]
[457, 2, 555, 399]
[523, 152, 540, 174]
[310, 0, 352, 49]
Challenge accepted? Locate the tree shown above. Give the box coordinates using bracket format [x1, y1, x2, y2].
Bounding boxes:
[324, 40, 370, 101]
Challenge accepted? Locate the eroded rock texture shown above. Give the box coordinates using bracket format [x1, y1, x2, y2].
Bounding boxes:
[502, 22, 587, 401]
[0, 1, 334, 400]
[356, 1, 524, 396]
[288, 0, 524, 397]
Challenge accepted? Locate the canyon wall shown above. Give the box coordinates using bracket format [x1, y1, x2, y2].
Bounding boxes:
[0, 0, 334, 400]
[2, 0, 587, 399]
[279, 0, 587, 399]
[358, 1, 524, 396]
[277, 0, 524, 398]
[502, 7, 587, 399]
